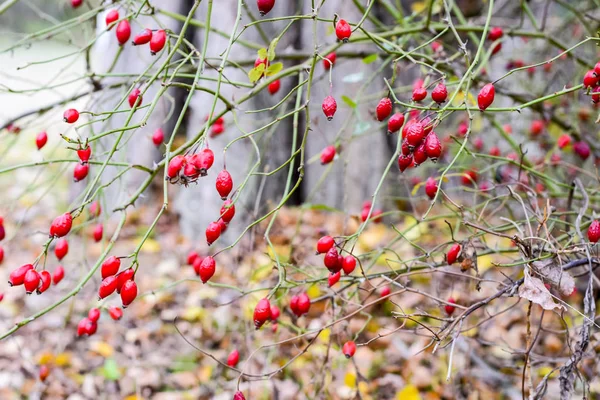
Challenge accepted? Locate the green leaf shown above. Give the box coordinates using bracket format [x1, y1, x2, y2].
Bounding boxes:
[301, 203, 342, 213]
[341, 95, 356, 109]
[265, 62, 283, 77]
[267, 38, 279, 61]
[257, 48, 268, 60]
[362, 54, 378, 64]
[100, 359, 121, 381]
[248, 64, 265, 83]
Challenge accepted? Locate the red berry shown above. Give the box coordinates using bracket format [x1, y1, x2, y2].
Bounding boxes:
[530, 120, 544, 136]
[227, 349, 240, 367]
[320, 145, 336, 165]
[323, 52, 336, 70]
[322, 96, 337, 120]
[574, 141, 591, 160]
[187, 251, 199, 266]
[98, 275, 118, 299]
[488, 27, 503, 41]
[376, 98, 392, 121]
[39, 365, 50, 382]
[342, 341, 356, 358]
[132, 29, 152, 46]
[52, 265, 65, 285]
[220, 200, 236, 223]
[328, 270, 341, 287]
[116, 20, 131, 45]
[380, 286, 390, 297]
[53, 239, 68, 261]
[387, 113, 405, 133]
[101, 256, 121, 279]
[257, 0, 275, 16]
[0, 246, 4, 264]
[24, 269, 40, 294]
[37, 271, 51, 294]
[445, 297, 456, 315]
[588, 220, 600, 243]
[296, 293, 310, 315]
[152, 129, 164, 147]
[109, 306, 123, 320]
[0, 224, 4, 241]
[73, 163, 89, 182]
[63, 108, 79, 123]
[36, 132, 48, 150]
[270, 304, 280, 321]
[405, 121, 425, 147]
[431, 83, 448, 103]
[461, 170, 478, 185]
[316, 236, 335, 254]
[93, 223, 103, 242]
[398, 154, 413, 172]
[583, 70, 598, 88]
[120, 279, 138, 308]
[9, 264, 34, 286]
[425, 177, 438, 199]
[128, 88, 143, 108]
[216, 170, 233, 199]
[71, 0, 83, 8]
[150, 29, 167, 54]
[424, 132, 442, 161]
[167, 155, 185, 179]
[89, 201, 101, 217]
[268, 80, 281, 95]
[557, 134, 571, 149]
[335, 19, 352, 42]
[253, 298, 271, 329]
[195, 148, 215, 175]
[413, 142, 428, 166]
[342, 255, 356, 275]
[457, 122, 468, 136]
[477, 84, 495, 111]
[447, 243, 462, 265]
[412, 87, 427, 102]
[50, 213, 73, 238]
[116, 268, 135, 293]
[105, 9, 119, 28]
[234, 391, 246, 400]
[488, 146, 501, 156]
[324, 247, 341, 273]
[206, 221, 222, 245]
[77, 146, 91, 163]
[88, 308, 101, 323]
[473, 137, 484, 151]
[77, 318, 90, 336]
[198, 256, 216, 283]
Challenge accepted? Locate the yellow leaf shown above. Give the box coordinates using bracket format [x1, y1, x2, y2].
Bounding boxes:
[139, 238, 160, 254]
[396, 384, 422, 400]
[38, 352, 54, 365]
[181, 306, 205, 322]
[318, 328, 331, 343]
[90, 341, 114, 358]
[477, 254, 494, 272]
[411, 1, 426, 13]
[344, 372, 356, 387]
[358, 381, 370, 395]
[124, 396, 142, 400]
[54, 352, 72, 367]
[306, 285, 321, 299]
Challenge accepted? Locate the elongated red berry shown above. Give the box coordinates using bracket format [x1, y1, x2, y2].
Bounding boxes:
[54, 238, 69, 260]
[198, 256, 216, 283]
[93, 223, 103, 242]
[405, 121, 425, 147]
[574, 141, 590, 160]
[270, 304, 280, 321]
[105, 9, 119, 28]
[88, 308, 101, 323]
[234, 391, 246, 400]
[447, 243, 461, 265]
[322, 96, 337, 120]
[488, 27, 503, 41]
[77, 318, 90, 336]
[0, 246, 3, 264]
[36, 270, 51, 294]
[109, 306, 123, 320]
[412, 87, 427, 102]
[431, 83, 448, 103]
[296, 293, 310, 315]
[398, 154, 413, 172]
[167, 155, 185, 179]
[328, 270, 341, 287]
[477, 84, 495, 111]
[268, 80, 281, 95]
[445, 297, 456, 315]
[387, 113, 405, 133]
[116, 268, 134, 293]
[316, 236, 335, 254]
[425, 177, 438, 199]
[253, 298, 272, 329]
[73, 163, 89, 182]
[24, 269, 40, 294]
[413, 142, 427, 166]
[380, 286, 391, 297]
[9, 264, 34, 286]
[128, 88, 142, 108]
[0, 222, 4, 241]
[52, 265, 64, 285]
[220, 200, 236, 223]
[320, 145, 336, 165]
[98, 275, 118, 299]
[376, 98, 392, 121]
[324, 247, 341, 273]
[215, 170, 233, 199]
[89, 201, 101, 217]
[36, 132, 48, 150]
[557, 134, 571, 149]
[120, 279, 137, 307]
[206, 222, 221, 245]
[530, 120, 544, 136]
[116, 20, 131, 45]
[342, 341, 356, 358]
[290, 295, 300, 316]
[584, 70, 598, 88]
[588, 220, 600, 243]
[342, 255, 356, 275]
[227, 349, 240, 367]
[187, 251, 199, 266]
[323, 52, 336, 70]
[489, 146, 501, 156]
[150, 29, 167, 55]
[101, 256, 121, 279]
[152, 128, 164, 146]
[424, 132, 442, 161]
[132, 29, 152, 46]
[335, 19, 352, 42]
[77, 146, 91, 163]
[63, 108, 79, 123]
[71, 0, 83, 7]
[257, 0, 275, 16]
[38, 365, 50, 382]
[195, 148, 214, 175]
[462, 170, 478, 185]
[50, 213, 73, 238]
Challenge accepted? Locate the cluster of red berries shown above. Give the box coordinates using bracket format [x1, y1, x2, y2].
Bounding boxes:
[73, 144, 91, 182]
[396, 116, 442, 172]
[360, 200, 383, 223]
[316, 235, 357, 287]
[487, 26, 503, 55]
[166, 148, 215, 184]
[207, 116, 226, 138]
[98, 256, 138, 308]
[106, 10, 167, 54]
[76, 306, 123, 337]
[582, 63, 600, 104]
